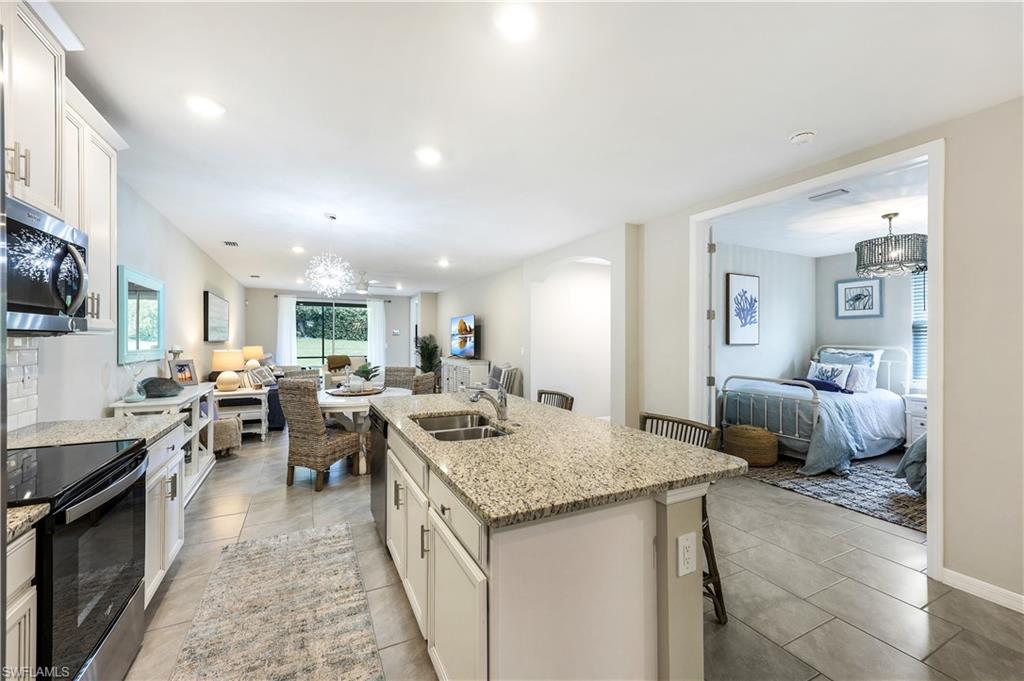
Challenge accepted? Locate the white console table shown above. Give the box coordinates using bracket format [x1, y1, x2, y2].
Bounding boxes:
[440, 357, 491, 393]
[111, 382, 216, 504]
[213, 387, 269, 441]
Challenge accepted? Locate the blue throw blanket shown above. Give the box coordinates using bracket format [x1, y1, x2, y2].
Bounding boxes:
[895, 434, 927, 495]
[796, 396, 866, 476]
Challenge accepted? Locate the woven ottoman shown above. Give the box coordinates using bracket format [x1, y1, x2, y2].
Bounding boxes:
[724, 425, 778, 467]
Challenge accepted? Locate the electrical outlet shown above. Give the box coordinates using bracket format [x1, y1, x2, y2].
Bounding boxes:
[677, 532, 697, 577]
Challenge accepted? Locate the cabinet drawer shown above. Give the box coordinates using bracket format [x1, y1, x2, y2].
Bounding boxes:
[146, 424, 185, 481]
[7, 532, 35, 599]
[910, 419, 927, 442]
[907, 400, 928, 418]
[428, 471, 483, 564]
[389, 433, 426, 491]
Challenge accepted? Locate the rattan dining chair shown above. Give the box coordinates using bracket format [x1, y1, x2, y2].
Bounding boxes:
[384, 366, 416, 390]
[278, 378, 361, 492]
[412, 372, 436, 395]
[639, 411, 727, 624]
[537, 389, 574, 411]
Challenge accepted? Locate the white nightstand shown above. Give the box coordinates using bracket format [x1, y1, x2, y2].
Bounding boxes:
[905, 393, 928, 443]
[213, 387, 270, 441]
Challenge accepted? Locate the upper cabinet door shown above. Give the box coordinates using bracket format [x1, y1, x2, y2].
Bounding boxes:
[61, 108, 84, 229]
[4, 2, 65, 217]
[83, 130, 117, 326]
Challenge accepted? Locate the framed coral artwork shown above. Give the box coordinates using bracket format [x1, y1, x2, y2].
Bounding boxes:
[727, 273, 760, 345]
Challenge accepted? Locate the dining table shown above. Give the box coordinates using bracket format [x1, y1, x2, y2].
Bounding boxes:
[318, 385, 412, 474]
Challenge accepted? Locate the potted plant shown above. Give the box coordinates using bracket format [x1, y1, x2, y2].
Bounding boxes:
[416, 334, 441, 392]
[353, 362, 381, 382]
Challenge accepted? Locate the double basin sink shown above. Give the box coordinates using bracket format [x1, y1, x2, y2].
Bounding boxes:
[410, 413, 508, 441]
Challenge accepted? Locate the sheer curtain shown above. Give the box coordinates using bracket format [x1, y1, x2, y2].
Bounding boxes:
[276, 295, 298, 365]
[366, 299, 386, 368]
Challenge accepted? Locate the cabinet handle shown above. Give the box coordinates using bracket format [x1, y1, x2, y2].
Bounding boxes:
[420, 525, 429, 559]
[165, 473, 178, 500]
[21, 146, 30, 188]
[3, 142, 18, 181]
[169, 443, 176, 451]
[393, 480, 404, 509]
[440, 504, 450, 516]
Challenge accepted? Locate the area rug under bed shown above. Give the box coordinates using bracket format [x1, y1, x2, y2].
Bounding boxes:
[169, 524, 383, 681]
[745, 457, 926, 532]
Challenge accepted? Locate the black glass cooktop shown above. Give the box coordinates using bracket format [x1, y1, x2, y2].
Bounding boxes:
[7, 439, 145, 508]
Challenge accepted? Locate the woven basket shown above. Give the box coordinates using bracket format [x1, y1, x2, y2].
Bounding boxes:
[724, 425, 778, 467]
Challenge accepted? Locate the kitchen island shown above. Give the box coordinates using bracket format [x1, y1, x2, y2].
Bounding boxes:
[370, 392, 746, 681]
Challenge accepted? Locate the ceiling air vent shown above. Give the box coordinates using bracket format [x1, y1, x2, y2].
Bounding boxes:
[249, 274, 261, 279]
[808, 188, 850, 202]
[223, 240, 239, 247]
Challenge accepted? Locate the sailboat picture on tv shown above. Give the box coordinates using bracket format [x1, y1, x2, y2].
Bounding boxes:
[450, 314, 477, 358]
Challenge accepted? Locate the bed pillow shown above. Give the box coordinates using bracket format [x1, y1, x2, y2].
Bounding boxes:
[845, 364, 878, 392]
[806, 361, 852, 388]
[798, 378, 853, 394]
[819, 348, 884, 368]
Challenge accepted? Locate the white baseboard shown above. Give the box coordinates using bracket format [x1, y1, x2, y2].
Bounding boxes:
[941, 568, 1024, 614]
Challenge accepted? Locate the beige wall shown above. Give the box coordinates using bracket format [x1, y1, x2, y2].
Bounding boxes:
[244, 288, 413, 366]
[815, 252, 913, 354]
[435, 265, 526, 374]
[35, 181, 247, 420]
[641, 97, 1023, 596]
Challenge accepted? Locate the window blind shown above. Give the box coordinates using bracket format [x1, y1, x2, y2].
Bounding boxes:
[911, 272, 928, 382]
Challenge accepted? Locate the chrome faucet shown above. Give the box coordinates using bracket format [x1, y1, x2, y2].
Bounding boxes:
[470, 385, 508, 421]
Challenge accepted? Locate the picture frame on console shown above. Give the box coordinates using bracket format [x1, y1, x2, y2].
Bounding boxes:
[169, 359, 198, 385]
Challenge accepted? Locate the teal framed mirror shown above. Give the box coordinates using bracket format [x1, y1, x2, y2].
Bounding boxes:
[118, 266, 166, 365]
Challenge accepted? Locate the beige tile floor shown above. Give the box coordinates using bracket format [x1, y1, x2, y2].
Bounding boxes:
[125, 431, 436, 681]
[126, 431, 1024, 681]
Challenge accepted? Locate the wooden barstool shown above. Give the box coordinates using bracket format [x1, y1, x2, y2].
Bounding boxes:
[639, 412, 728, 624]
[536, 389, 575, 411]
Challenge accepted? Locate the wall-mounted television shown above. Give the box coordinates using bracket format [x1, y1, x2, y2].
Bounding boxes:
[450, 314, 477, 358]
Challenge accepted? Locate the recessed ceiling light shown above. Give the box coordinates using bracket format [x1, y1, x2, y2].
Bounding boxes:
[296, 278, 304, 285]
[396, 282, 403, 290]
[185, 95, 225, 119]
[438, 257, 450, 268]
[291, 245, 304, 254]
[494, 4, 537, 42]
[789, 130, 817, 145]
[415, 147, 443, 167]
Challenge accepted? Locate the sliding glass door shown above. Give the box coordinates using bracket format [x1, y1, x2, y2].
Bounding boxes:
[295, 301, 368, 364]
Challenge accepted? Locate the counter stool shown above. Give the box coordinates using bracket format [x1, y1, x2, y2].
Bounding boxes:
[639, 412, 728, 624]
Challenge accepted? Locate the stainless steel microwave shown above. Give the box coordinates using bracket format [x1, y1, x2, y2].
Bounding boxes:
[5, 197, 89, 335]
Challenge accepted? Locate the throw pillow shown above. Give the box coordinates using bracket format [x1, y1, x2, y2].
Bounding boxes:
[845, 364, 878, 392]
[806, 361, 852, 388]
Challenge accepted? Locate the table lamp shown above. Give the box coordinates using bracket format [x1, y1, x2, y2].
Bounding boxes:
[211, 349, 246, 391]
[242, 345, 265, 369]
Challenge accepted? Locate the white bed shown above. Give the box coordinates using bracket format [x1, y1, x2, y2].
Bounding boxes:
[719, 345, 909, 474]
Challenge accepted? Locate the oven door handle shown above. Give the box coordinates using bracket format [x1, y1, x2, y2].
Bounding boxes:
[61, 458, 148, 524]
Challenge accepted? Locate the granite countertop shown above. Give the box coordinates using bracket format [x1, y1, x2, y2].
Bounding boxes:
[8, 413, 188, 450]
[7, 504, 49, 542]
[370, 393, 747, 528]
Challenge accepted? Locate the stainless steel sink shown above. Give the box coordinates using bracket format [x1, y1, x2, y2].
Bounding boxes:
[431, 426, 507, 441]
[410, 413, 507, 441]
[411, 413, 492, 431]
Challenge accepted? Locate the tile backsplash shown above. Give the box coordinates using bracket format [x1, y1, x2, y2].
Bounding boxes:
[6, 337, 39, 433]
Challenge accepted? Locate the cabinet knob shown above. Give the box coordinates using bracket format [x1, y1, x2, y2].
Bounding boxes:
[440, 504, 451, 516]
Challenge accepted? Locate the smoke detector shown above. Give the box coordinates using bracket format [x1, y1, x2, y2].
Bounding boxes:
[789, 130, 817, 146]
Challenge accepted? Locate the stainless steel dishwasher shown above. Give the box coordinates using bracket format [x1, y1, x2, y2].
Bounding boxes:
[368, 407, 388, 544]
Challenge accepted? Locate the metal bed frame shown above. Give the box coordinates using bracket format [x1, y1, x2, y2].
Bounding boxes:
[719, 345, 911, 445]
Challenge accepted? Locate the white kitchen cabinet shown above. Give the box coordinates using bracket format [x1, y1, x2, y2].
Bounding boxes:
[62, 107, 84, 228]
[5, 532, 37, 681]
[427, 507, 487, 681]
[2, 1, 64, 217]
[81, 129, 117, 328]
[62, 81, 122, 331]
[163, 450, 186, 569]
[386, 452, 408, 578]
[403, 466, 429, 636]
[143, 426, 186, 606]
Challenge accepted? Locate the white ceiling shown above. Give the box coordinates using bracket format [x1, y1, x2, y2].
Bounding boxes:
[55, 2, 1022, 293]
[714, 159, 929, 258]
